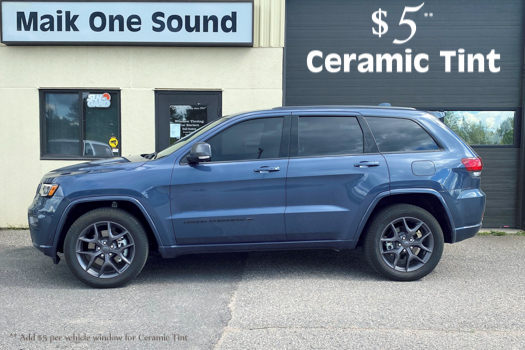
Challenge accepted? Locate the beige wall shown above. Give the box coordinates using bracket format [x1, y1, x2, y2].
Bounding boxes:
[0, 0, 285, 227]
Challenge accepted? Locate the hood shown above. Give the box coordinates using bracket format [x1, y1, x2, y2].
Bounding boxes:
[42, 155, 149, 182]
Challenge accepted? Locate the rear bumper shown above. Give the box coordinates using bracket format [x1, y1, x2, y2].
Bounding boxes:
[441, 188, 485, 243]
[455, 222, 482, 242]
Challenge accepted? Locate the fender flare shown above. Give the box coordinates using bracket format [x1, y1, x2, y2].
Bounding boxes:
[52, 196, 163, 249]
[354, 189, 456, 243]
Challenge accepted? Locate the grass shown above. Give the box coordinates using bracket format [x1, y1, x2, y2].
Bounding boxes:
[477, 230, 508, 236]
[0, 226, 29, 230]
[516, 231, 525, 236]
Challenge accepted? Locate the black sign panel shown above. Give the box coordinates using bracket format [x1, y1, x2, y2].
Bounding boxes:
[285, 0, 524, 109]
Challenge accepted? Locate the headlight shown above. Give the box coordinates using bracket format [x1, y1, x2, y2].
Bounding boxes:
[39, 184, 59, 197]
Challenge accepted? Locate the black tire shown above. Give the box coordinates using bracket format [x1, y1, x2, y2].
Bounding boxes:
[64, 208, 149, 288]
[363, 204, 444, 281]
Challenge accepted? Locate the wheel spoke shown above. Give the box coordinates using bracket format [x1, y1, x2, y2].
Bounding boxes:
[107, 260, 121, 275]
[93, 224, 100, 241]
[393, 250, 401, 268]
[412, 254, 425, 264]
[76, 250, 102, 271]
[86, 252, 101, 271]
[98, 257, 111, 277]
[405, 252, 411, 271]
[419, 231, 431, 241]
[381, 224, 400, 242]
[403, 218, 423, 235]
[416, 243, 432, 253]
[402, 218, 410, 234]
[109, 230, 128, 244]
[106, 222, 113, 238]
[114, 243, 134, 254]
[414, 232, 433, 253]
[119, 254, 131, 265]
[382, 247, 402, 268]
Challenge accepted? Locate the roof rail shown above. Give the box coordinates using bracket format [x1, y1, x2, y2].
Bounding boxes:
[378, 103, 391, 106]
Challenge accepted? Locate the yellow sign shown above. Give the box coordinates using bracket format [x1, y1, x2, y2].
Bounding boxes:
[109, 137, 118, 148]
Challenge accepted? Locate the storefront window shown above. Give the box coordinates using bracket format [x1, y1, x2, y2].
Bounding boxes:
[441, 111, 515, 146]
[41, 90, 120, 159]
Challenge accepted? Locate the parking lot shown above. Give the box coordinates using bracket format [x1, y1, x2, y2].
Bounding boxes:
[1, 230, 524, 349]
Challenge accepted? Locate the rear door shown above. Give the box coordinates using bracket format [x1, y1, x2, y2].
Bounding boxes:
[285, 112, 390, 241]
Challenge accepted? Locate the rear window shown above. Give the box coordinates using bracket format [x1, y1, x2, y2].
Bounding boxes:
[298, 117, 364, 157]
[366, 117, 439, 153]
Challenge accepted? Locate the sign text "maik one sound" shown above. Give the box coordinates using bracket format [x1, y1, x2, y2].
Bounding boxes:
[16, 11, 238, 34]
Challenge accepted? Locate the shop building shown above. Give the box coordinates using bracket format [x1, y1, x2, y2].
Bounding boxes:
[1, 0, 524, 229]
[284, 0, 525, 228]
[0, 0, 285, 227]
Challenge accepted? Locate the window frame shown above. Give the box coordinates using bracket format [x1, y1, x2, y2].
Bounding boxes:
[364, 116, 445, 154]
[180, 115, 291, 165]
[429, 108, 522, 149]
[39, 89, 121, 160]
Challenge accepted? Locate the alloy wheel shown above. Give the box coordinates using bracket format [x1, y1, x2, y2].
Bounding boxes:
[379, 217, 434, 272]
[75, 221, 135, 278]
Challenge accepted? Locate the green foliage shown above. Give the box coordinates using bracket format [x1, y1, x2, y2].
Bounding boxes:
[444, 112, 514, 146]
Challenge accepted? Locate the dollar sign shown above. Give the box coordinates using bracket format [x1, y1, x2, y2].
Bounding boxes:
[372, 8, 388, 38]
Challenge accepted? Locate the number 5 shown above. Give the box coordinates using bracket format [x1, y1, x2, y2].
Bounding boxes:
[393, 2, 425, 45]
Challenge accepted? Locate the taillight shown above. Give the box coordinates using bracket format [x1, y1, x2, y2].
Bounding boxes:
[461, 157, 483, 172]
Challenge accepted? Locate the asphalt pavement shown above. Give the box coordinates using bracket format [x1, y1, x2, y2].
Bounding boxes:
[1, 230, 524, 349]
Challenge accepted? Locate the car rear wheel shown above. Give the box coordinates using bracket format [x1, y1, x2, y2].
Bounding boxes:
[64, 208, 149, 288]
[363, 204, 444, 281]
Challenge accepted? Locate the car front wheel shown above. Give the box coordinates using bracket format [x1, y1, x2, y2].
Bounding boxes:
[363, 204, 444, 281]
[64, 208, 149, 288]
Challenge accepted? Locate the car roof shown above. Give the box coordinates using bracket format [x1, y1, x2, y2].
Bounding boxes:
[224, 105, 431, 119]
[272, 105, 416, 111]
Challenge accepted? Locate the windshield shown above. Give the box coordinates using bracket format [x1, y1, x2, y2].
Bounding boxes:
[156, 118, 229, 159]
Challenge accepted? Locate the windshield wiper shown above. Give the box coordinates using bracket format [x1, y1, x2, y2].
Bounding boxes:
[141, 152, 158, 160]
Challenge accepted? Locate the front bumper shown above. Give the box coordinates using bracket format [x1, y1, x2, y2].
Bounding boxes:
[28, 192, 69, 263]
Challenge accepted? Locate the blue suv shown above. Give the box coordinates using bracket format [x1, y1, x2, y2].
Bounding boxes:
[28, 106, 485, 287]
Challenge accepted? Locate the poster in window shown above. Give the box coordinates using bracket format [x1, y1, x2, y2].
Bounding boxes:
[169, 105, 207, 145]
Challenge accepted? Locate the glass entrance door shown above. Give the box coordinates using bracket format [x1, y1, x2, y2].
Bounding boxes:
[155, 91, 222, 152]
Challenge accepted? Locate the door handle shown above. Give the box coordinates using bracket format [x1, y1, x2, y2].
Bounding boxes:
[254, 166, 280, 173]
[354, 161, 380, 168]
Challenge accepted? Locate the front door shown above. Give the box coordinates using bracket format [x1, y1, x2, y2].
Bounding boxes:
[155, 91, 222, 152]
[170, 115, 291, 245]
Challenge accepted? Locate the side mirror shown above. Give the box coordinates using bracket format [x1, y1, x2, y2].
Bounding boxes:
[187, 142, 212, 164]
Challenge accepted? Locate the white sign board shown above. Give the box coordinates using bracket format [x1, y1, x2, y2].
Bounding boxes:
[1, 1, 253, 46]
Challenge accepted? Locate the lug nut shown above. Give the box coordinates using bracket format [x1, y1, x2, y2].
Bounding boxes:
[410, 238, 414, 242]
[103, 241, 106, 245]
[402, 249, 406, 252]
[398, 243, 402, 247]
[402, 237, 405, 240]
[100, 254, 104, 258]
[109, 253, 113, 257]
[96, 247, 100, 251]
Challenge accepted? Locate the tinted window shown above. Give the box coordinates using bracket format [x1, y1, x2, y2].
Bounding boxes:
[45, 93, 80, 156]
[298, 117, 363, 157]
[42, 90, 120, 158]
[207, 117, 283, 162]
[366, 117, 439, 152]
